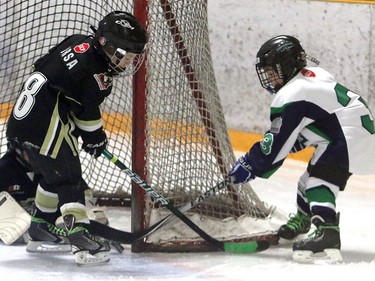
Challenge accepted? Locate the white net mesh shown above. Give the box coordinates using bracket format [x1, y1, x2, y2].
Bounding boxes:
[0, 0, 280, 252]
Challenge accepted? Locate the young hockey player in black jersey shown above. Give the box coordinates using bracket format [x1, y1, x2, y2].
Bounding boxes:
[2, 11, 147, 265]
[228, 35, 375, 263]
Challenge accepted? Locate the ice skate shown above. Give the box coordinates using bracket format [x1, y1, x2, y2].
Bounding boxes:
[64, 214, 110, 266]
[26, 217, 71, 253]
[292, 213, 342, 263]
[278, 211, 311, 244]
[55, 191, 109, 228]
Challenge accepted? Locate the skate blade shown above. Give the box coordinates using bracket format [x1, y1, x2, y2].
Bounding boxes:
[74, 250, 110, 266]
[293, 249, 343, 264]
[26, 240, 72, 253]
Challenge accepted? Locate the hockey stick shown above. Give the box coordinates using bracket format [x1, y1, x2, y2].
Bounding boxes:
[90, 178, 229, 243]
[101, 149, 270, 253]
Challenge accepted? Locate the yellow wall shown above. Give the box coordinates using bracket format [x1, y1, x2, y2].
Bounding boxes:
[1, 102, 312, 162]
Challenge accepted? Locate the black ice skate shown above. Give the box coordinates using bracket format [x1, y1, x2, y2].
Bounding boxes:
[278, 211, 311, 243]
[64, 214, 110, 266]
[292, 213, 342, 263]
[26, 217, 71, 253]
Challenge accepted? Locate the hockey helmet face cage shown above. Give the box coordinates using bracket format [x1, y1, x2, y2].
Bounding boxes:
[95, 11, 148, 76]
[256, 35, 307, 94]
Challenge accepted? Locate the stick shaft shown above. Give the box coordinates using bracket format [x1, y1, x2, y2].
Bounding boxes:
[90, 179, 229, 244]
[103, 149, 225, 250]
[98, 150, 271, 254]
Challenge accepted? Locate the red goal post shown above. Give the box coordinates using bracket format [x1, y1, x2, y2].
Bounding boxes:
[0, 0, 281, 253]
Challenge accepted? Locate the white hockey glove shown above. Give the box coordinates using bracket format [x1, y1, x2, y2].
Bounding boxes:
[228, 156, 256, 184]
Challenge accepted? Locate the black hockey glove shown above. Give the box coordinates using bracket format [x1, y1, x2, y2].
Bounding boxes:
[228, 155, 256, 184]
[81, 128, 108, 158]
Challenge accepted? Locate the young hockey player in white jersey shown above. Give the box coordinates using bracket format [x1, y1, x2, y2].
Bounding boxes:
[2, 11, 147, 265]
[228, 35, 375, 263]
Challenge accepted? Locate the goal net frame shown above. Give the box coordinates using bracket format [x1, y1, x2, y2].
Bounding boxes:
[0, 0, 281, 253]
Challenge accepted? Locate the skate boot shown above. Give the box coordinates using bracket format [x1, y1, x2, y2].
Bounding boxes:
[55, 190, 109, 228]
[64, 214, 110, 266]
[278, 211, 311, 243]
[26, 217, 71, 253]
[292, 213, 342, 263]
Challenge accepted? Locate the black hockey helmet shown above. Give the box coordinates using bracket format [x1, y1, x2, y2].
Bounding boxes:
[93, 11, 148, 75]
[255, 35, 306, 94]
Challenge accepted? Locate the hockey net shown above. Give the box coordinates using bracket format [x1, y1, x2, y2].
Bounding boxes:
[0, 0, 281, 252]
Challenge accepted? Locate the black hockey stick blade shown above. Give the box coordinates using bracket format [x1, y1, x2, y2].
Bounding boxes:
[89, 220, 135, 243]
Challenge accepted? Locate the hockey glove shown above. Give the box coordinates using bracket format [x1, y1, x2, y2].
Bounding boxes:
[228, 155, 255, 184]
[81, 128, 108, 158]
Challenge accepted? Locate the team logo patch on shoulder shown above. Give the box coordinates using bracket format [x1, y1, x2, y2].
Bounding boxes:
[94, 73, 113, 90]
[301, 68, 316, 78]
[74, 43, 90, 54]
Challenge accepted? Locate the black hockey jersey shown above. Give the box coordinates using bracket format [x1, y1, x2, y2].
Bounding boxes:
[7, 35, 113, 158]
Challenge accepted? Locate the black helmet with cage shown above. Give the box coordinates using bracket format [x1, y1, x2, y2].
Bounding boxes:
[92, 11, 148, 76]
[255, 35, 307, 94]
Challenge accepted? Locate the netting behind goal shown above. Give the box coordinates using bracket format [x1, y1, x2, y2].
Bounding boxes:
[0, 0, 280, 252]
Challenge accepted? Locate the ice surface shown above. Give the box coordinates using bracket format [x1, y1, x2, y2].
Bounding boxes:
[1, 158, 375, 281]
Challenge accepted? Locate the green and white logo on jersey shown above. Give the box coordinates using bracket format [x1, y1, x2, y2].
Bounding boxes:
[260, 133, 274, 155]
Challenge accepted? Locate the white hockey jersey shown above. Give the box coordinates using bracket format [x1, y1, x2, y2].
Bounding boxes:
[247, 66, 375, 180]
